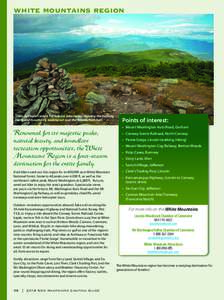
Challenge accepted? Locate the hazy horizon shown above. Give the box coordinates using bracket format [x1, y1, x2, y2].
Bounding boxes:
[14, 14, 214, 64]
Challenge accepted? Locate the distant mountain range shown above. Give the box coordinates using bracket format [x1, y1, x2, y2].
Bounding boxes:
[14, 35, 213, 65]
[14, 48, 199, 77]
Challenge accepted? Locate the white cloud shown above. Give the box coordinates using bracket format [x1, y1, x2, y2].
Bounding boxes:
[70, 24, 213, 38]
[164, 23, 199, 28]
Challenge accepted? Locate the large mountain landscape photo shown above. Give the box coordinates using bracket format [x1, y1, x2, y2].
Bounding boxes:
[13, 14, 214, 125]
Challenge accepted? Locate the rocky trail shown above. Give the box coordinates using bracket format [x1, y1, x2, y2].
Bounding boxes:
[14, 58, 214, 125]
[72, 76, 213, 125]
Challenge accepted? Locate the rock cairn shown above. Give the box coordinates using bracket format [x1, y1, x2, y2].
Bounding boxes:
[14, 58, 76, 125]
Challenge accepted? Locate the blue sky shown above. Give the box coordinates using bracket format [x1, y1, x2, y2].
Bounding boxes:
[14, 14, 213, 41]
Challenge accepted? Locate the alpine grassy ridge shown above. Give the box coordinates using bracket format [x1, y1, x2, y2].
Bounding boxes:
[14, 48, 213, 86]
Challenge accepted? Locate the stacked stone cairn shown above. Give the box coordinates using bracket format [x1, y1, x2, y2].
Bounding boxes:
[14, 58, 76, 125]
